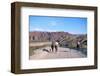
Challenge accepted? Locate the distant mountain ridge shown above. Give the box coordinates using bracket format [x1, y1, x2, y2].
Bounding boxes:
[30, 31, 70, 41]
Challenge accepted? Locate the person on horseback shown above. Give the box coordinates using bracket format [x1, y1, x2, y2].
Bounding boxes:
[51, 40, 59, 52]
[77, 41, 81, 50]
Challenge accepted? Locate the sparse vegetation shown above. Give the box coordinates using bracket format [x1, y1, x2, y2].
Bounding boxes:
[29, 43, 51, 56]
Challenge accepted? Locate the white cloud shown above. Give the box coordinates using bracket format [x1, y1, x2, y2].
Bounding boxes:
[34, 28, 44, 31]
[30, 27, 58, 32]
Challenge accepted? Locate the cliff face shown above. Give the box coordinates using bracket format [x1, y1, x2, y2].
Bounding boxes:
[29, 31, 87, 48]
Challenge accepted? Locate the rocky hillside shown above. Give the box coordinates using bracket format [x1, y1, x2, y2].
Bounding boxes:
[29, 31, 87, 48]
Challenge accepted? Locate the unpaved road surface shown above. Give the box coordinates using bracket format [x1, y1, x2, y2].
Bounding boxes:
[29, 46, 86, 60]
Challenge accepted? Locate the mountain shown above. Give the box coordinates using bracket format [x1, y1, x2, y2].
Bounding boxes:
[30, 31, 69, 41]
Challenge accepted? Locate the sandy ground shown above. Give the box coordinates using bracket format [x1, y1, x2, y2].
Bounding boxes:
[29, 46, 86, 60]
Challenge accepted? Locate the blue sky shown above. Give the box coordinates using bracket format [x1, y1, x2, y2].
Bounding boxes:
[29, 16, 87, 34]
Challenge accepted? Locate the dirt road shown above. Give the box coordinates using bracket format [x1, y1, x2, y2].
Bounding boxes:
[29, 46, 86, 60]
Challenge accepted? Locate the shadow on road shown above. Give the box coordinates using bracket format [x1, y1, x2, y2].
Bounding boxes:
[42, 49, 50, 53]
[69, 47, 87, 56]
